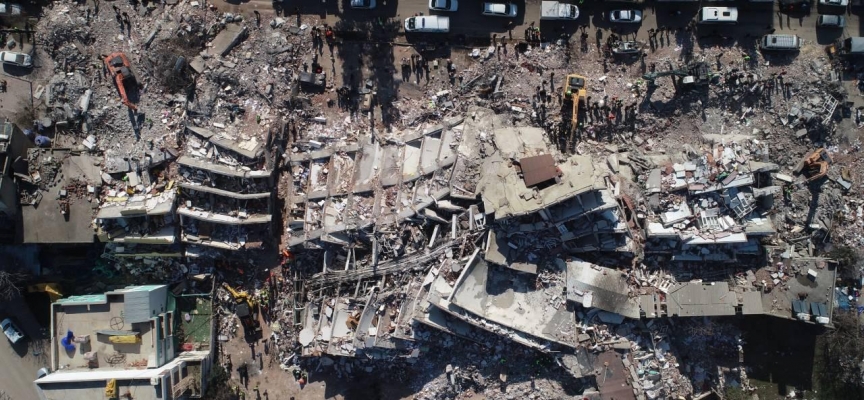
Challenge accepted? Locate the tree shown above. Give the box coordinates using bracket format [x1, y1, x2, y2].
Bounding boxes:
[818, 311, 864, 396]
[826, 245, 862, 281]
[0, 269, 27, 302]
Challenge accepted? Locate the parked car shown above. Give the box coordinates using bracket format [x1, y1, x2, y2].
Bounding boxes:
[429, 0, 458, 12]
[608, 10, 642, 23]
[759, 34, 801, 51]
[404, 16, 450, 33]
[350, 0, 376, 9]
[819, 0, 848, 6]
[482, 2, 517, 17]
[0, 3, 22, 16]
[779, 0, 810, 12]
[698, 7, 738, 24]
[0, 50, 31, 67]
[1, 318, 24, 343]
[817, 14, 846, 27]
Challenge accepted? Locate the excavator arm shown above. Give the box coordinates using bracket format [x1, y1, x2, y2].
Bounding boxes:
[642, 69, 688, 84]
[572, 95, 579, 128]
[113, 73, 137, 111]
[221, 282, 246, 301]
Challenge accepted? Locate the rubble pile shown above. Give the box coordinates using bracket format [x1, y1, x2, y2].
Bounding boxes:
[17, 0, 864, 398]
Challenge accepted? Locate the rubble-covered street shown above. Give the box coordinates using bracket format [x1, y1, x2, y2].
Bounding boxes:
[4, 0, 864, 399]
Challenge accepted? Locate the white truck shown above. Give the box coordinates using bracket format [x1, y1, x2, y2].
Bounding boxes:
[404, 15, 450, 33]
[541, 1, 579, 20]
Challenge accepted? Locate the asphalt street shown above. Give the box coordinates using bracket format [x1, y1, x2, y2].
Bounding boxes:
[211, 0, 863, 41]
[0, 296, 49, 400]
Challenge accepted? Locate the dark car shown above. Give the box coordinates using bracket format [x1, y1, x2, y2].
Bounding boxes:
[779, 0, 810, 12]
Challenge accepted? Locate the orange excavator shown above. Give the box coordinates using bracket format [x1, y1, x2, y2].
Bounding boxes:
[799, 148, 831, 183]
[103, 52, 138, 110]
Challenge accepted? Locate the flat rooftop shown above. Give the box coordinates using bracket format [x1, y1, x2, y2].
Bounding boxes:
[758, 254, 836, 323]
[479, 152, 606, 220]
[21, 152, 101, 243]
[665, 282, 739, 317]
[177, 296, 213, 351]
[52, 298, 156, 371]
[50, 286, 170, 372]
[566, 259, 640, 319]
[38, 380, 162, 400]
[448, 257, 579, 348]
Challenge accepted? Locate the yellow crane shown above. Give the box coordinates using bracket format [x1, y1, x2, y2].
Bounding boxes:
[563, 74, 587, 133]
[222, 283, 262, 334]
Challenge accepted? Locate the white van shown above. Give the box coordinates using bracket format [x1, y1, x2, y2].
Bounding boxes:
[404, 16, 450, 33]
[697, 7, 738, 24]
[759, 34, 801, 51]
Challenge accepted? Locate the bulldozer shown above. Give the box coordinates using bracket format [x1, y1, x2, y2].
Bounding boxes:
[563, 74, 587, 132]
[103, 52, 138, 110]
[222, 283, 262, 336]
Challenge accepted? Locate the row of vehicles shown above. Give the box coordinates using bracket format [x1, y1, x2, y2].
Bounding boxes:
[397, 1, 578, 33]
[695, 6, 846, 27]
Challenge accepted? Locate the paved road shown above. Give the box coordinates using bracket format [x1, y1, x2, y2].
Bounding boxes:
[0, 296, 48, 400]
[212, 0, 863, 39]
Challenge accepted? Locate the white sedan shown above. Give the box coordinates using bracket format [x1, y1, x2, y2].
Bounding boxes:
[429, 0, 458, 12]
[609, 10, 643, 24]
[482, 2, 518, 17]
[819, 0, 848, 6]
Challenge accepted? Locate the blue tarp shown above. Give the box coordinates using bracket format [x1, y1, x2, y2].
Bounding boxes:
[835, 289, 851, 311]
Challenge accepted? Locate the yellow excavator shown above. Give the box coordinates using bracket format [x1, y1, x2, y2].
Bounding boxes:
[222, 283, 262, 335]
[563, 74, 587, 132]
[27, 283, 63, 302]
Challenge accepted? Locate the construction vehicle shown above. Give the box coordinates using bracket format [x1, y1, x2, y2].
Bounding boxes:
[27, 283, 62, 302]
[795, 148, 831, 183]
[562, 74, 587, 132]
[642, 62, 712, 88]
[222, 283, 262, 335]
[103, 52, 138, 110]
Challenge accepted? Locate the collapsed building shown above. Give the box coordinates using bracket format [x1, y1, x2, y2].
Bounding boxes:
[290, 107, 839, 399]
[642, 139, 779, 264]
[13, 0, 858, 398]
[178, 125, 275, 253]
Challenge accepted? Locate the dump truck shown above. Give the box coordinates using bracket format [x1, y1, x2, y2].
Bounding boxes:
[103, 52, 138, 110]
[222, 283, 262, 335]
[541, 1, 579, 20]
[563, 74, 587, 132]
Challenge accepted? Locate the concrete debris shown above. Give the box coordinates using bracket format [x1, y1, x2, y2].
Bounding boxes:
[11, 2, 864, 400]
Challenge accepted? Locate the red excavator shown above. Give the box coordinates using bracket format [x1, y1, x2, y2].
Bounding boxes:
[103, 52, 138, 110]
